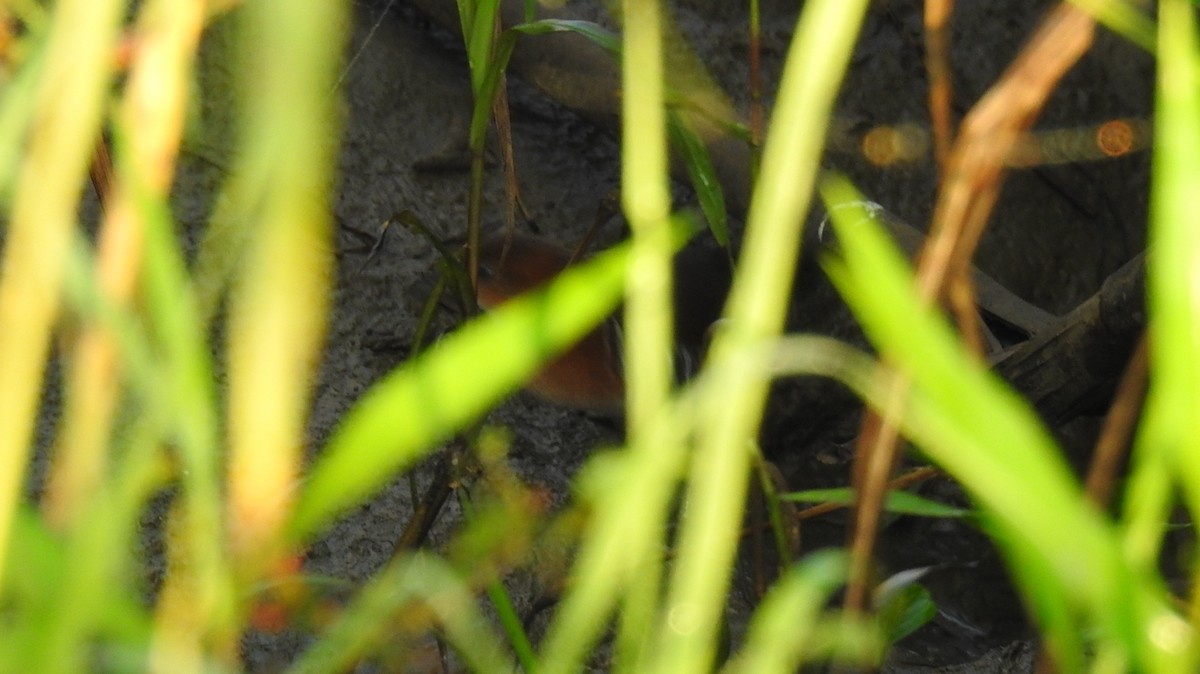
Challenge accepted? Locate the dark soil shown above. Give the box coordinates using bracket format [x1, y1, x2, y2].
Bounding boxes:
[172, 1, 1154, 671]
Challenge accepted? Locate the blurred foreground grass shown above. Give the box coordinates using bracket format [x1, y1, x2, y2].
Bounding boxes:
[0, 0, 1196, 672]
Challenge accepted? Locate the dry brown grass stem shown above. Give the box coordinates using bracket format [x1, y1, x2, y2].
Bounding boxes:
[924, 0, 955, 176]
[1084, 332, 1149, 507]
[846, 3, 1097, 616]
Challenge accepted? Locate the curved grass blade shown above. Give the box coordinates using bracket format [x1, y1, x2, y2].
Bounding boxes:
[819, 176, 1190, 671]
[224, 0, 347, 579]
[648, 0, 871, 670]
[289, 242, 630, 542]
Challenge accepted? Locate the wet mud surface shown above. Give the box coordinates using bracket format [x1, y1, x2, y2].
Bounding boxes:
[176, 1, 1154, 671]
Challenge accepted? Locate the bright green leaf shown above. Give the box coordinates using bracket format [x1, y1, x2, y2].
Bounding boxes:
[290, 242, 630, 542]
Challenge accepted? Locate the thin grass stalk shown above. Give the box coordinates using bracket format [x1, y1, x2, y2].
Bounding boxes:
[0, 0, 123, 594]
[650, 1, 869, 671]
[1142, 0, 1200, 634]
[537, 393, 693, 672]
[62, 235, 170, 428]
[486, 576, 538, 672]
[225, 0, 346, 581]
[58, 249, 211, 674]
[41, 231, 184, 672]
[86, 137, 115, 210]
[1121, 447, 1176, 572]
[467, 141, 486, 288]
[464, 0, 502, 289]
[492, 72, 521, 236]
[614, 0, 674, 668]
[455, 482, 537, 671]
[139, 177, 234, 670]
[620, 0, 672, 479]
[46, 0, 204, 530]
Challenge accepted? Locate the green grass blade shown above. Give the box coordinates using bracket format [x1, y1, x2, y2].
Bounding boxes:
[537, 411, 693, 672]
[1121, 448, 1175, 572]
[455, 0, 474, 44]
[876, 582, 936, 644]
[619, 0, 674, 445]
[466, 0, 501, 95]
[819, 177, 1190, 670]
[612, 2, 677, 669]
[20, 232, 170, 672]
[471, 17, 620, 167]
[470, 18, 620, 155]
[286, 553, 511, 674]
[486, 577, 539, 672]
[290, 242, 630, 542]
[667, 109, 730, 247]
[723, 550, 847, 674]
[464, 0, 501, 152]
[137, 154, 236, 654]
[1142, 0, 1200, 531]
[649, 1, 870, 671]
[1139, 0, 1200, 636]
[783, 488, 974, 519]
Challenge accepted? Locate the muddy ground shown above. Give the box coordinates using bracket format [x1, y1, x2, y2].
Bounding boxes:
[165, 1, 1153, 671]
